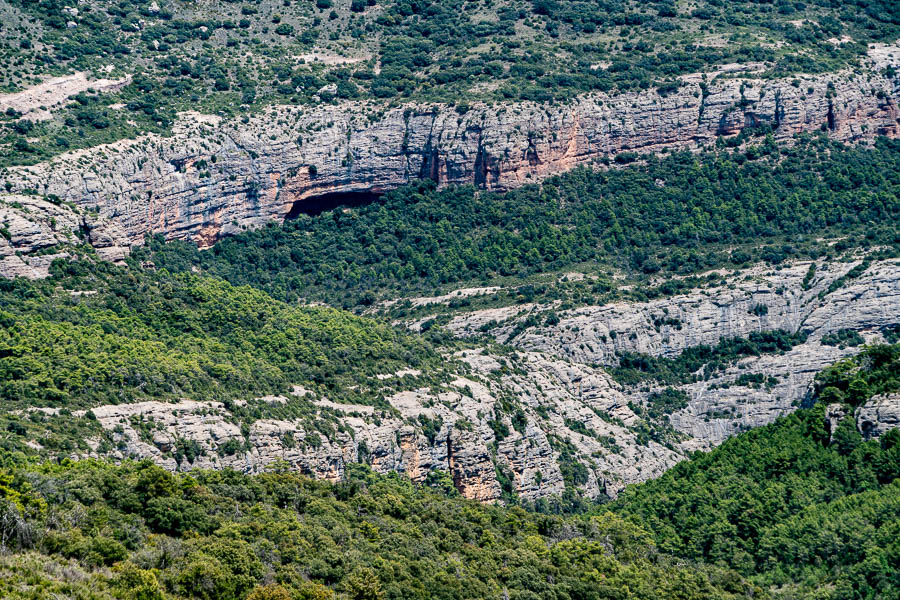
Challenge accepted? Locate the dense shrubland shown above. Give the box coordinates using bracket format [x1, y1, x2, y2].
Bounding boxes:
[610, 330, 809, 386]
[140, 136, 900, 307]
[0, 457, 764, 600]
[2, 0, 899, 164]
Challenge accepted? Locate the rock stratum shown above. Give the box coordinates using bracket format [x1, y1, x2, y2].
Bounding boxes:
[2, 46, 900, 269]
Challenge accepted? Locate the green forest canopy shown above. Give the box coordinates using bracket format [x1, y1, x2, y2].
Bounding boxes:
[611, 344, 900, 600]
[0, 259, 446, 411]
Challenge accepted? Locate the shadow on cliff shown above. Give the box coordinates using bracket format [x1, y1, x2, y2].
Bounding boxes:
[286, 189, 383, 218]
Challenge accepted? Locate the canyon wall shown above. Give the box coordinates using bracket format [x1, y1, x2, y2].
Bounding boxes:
[3, 46, 899, 256]
[4, 49, 900, 502]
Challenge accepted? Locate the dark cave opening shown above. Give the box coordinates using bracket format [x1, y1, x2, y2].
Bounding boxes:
[286, 189, 384, 218]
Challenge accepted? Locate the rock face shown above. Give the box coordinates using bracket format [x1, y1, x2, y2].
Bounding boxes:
[856, 394, 900, 439]
[440, 257, 900, 450]
[77, 347, 679, 501]
[3, 47, 900, 255]
[0, 72, 129, 122]
[0, 195, 129, 278]
[0, 196, 78, 279]
[5, 49, 899, 502]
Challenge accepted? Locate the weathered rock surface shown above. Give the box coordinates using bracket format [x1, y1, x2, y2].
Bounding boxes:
[856, 393, 900, 439]
[437, 257, 900, 450]
[3, 48, 898, 502]
[0, 195, 79, 279]
[75, 345, 680, 501]
[3, 47, 899, 257]
[0, 72, 129, 121]
[0, 195, 129, 278]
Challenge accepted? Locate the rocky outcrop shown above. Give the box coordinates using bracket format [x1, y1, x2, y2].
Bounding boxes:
[73, 346, 680, 501]
[0, 196, 78, 279]
[0, 195, 129, 278]
[856, 393, 900, 439]
[0, 72, 129, 122]
[825, 403, 849, 444]
[436, 257, 900, 449]
[3, 47, 899, 256]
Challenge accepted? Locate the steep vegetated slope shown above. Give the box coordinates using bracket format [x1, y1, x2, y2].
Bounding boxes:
[0, 259, 684, 502]
[0, 267, 444, 408]
[611, 344, 900, 599]
[0, 456, 761, 600]
[0, 1, 899, 595]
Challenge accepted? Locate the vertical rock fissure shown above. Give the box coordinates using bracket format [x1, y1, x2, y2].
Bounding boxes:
[446, 431, 465, 496]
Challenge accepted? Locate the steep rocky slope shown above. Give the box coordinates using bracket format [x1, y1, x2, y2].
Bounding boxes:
[2, 45, 899, 263]
[441, 257, 900, 447]
[0, 195, 127, 278]
[59, 347, 674, 502]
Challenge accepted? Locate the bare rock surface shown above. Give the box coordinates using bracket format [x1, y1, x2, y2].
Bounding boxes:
[437, 257, 900, 450]
[0, 195, 80, 278]
[0, 72, 129, 121]
[856, 393, 900, 439]
[78, 344, 683, 501]
[0, 195, 129, 278]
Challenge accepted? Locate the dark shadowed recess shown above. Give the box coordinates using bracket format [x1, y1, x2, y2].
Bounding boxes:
[286, 189, 383, 218]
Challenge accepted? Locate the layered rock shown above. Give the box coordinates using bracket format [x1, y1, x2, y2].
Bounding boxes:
[435, 257, 900, 449]
[0, 195, 78, 279]
[0, 195, 129, 278]
[18, 257, 899, 502]
[71, 346, 678, 501]
[3, 47, 899, 255]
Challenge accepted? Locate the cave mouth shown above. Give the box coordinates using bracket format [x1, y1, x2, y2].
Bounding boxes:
[286, 189, 383, 218]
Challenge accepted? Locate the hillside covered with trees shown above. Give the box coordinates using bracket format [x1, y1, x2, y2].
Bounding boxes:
[1, 1, 899, 597]
[612, 344, 900, 599]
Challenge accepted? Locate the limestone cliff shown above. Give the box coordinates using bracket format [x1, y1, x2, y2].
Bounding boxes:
[64, 348, 675, 502]
[2, 46, 899, 262]
[442, 257, 900, 453]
